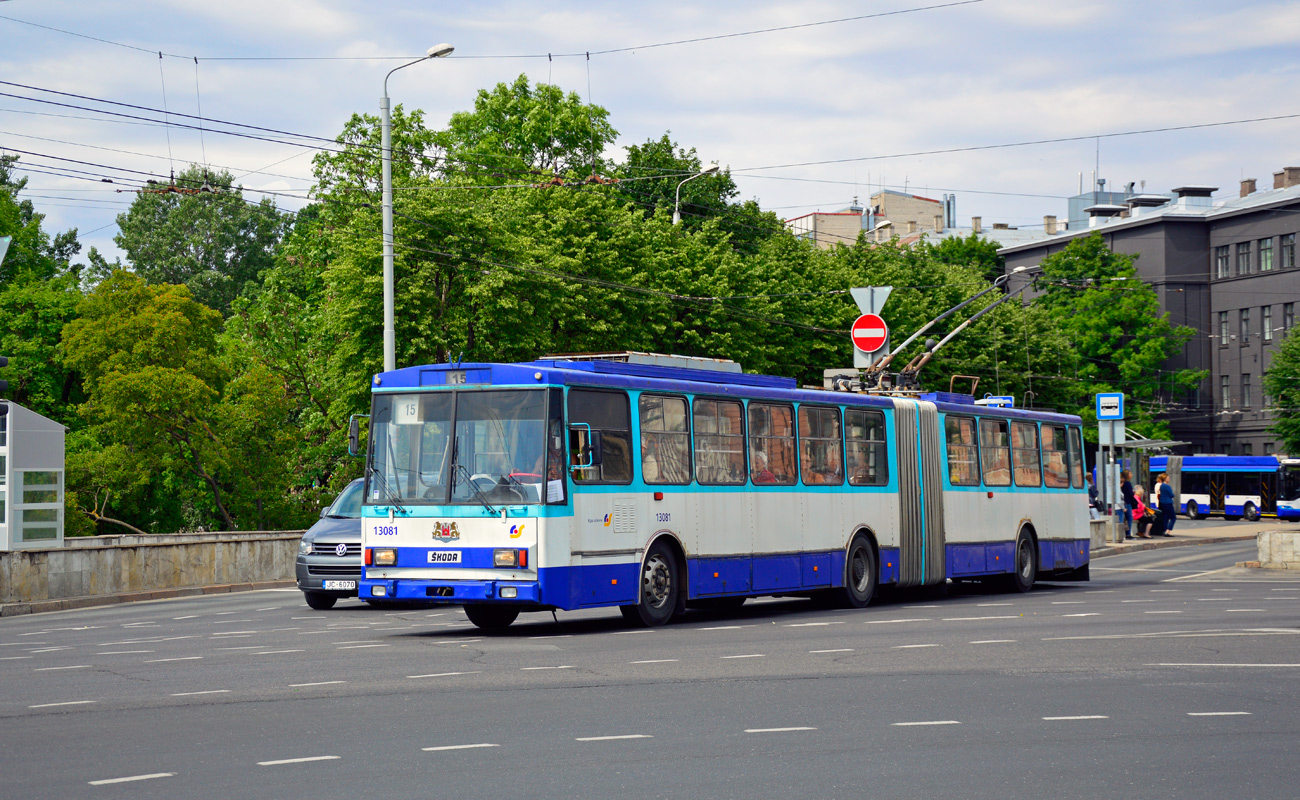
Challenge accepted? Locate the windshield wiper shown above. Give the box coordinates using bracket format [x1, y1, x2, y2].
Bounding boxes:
[368, 466, 408, 515]
[453, 463, 498, 516]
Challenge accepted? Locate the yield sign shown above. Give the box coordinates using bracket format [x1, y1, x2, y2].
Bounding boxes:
[850, 313, 889, 353]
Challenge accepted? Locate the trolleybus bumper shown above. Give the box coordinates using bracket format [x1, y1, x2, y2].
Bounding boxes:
[360, 578, 541, 604]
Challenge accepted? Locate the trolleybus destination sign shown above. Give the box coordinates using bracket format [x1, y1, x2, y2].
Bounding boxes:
[850, 313, 889, 353]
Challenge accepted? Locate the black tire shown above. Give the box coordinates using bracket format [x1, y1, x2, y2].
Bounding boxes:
[303, 591, 337, 610]
[464, 604, 521, 631]
[624, 541, 681, 627]
[1243, 502, 1260, 522]
[1006, 530, 1037, 593]
[839, 533, 878, 608]
[1185, 500, 1199, 520]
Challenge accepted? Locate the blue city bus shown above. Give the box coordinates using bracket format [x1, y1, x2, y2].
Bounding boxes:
[358, 354, 1091, 630]
[1149, 455, 1300, 521]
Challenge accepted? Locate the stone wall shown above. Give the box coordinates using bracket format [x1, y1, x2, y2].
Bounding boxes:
[1257, 530, 1300, 569]
[0, 532, 304, 605]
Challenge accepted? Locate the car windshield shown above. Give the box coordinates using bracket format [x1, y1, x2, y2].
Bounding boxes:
[327, 480, 364, 518]
[1281, 466, 1300, 502]
[368, 389, 548, 505]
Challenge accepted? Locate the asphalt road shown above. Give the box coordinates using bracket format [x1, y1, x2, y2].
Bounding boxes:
[2, 540, 1298, 800]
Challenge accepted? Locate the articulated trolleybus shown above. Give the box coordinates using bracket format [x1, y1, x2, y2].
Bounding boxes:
[357, 351, 1090, 630]
[1148, 455, 1300, 521]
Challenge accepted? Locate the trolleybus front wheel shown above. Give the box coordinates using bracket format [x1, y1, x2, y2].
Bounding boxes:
[464, 604, 521, 631]
[1006, 530, 1037, 594]
[1243, 502, 1260, 522]
[622, 541, 680, 627]
[1185, 500, 1200, 520]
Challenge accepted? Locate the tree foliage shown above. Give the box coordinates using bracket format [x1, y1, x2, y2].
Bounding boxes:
[1263, 329, 1300, 454]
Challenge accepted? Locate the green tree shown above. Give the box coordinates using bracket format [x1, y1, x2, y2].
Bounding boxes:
[0, 154, 81, 283]
[924, 232, 1005, 285]
[113, 165, 291, 315]
[0, 275, 84, 423]
[310, 106, 441, 199]
[1263, 329, 1300, 453]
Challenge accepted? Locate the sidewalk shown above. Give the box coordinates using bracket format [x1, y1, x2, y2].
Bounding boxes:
[1090, 519, 1292, 558]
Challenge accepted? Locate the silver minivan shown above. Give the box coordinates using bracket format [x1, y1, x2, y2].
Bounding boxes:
[295, 478, 363, 610]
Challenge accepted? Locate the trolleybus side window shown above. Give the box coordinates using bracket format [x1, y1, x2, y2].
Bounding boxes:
[979, 418, 1011, 487]
[798, 405, 844, 486]
[639, 394, 692, 485]
[567, 389, 633, 484]
[944, 415, 980, 486]
[545, 388, 567, 504]
[1042, 424, 1070, 488]
[845, 408, 888, 486]
[693, 398, 746, 485]
[1011, 421, 1042, 487]
[1068, 426, 1085, 489]
[748, 402, 797, 485]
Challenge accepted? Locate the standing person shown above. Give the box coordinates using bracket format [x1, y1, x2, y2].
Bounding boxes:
[1087, 474, 1104, 520]
[1120, 469, 1137, 540]
[1156, 472, 1177, 536]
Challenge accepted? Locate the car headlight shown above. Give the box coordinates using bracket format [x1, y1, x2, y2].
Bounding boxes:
[298, 538, 312, 555]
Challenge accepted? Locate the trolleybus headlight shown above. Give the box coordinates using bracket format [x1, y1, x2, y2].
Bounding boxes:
[493, 549, 527, 568]
[374, 548, 398, 566]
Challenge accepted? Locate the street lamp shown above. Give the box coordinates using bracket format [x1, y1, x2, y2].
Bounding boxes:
[672, 163, 720, 225]
[381, 42, 454, 373]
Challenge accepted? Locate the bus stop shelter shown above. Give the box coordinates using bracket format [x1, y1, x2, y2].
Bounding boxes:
[1099, 435, 1188, 544]
[0, 401, 66, 550]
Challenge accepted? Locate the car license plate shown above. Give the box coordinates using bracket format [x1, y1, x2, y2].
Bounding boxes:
[323, 580, 356, 591]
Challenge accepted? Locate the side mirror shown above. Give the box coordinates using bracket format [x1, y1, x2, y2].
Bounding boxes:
[568, 423, 604, 470]
[588, 430, 604, 466]
[320, 505, 331, 519]
[348, 416, 361, 456]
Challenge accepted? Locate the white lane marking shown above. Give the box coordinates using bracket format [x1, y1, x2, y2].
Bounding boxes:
[251, 650, 304, 655]
[171, 690, 229, 696]
[977, 603, 1014, 607]
[1083, 590, 1115, 593]
[630, 659, 679, 664]
[28, 647, 72, 653]
[1048, 630, 1300, 642]
[216, 611, 238, 615]
[894, 644, 940, 649]
[942, 615, 1019, 621]
[433, 639, 482, 644]
[1211, 589, 1239, 592]
[0, 642, 36, 646]
[521, 665, 574, 670]
[1224, 609, 1267, 613]
[1188, 711, 1251, 716]
[1043, 715, 1108, 721]
[866, 618, 932, 624]
[1155, 663, 1300, 668]
[88, 773, 173, 785]
[30, 700, 97, 708]
[35, 665, 90, 671]
[1145, 611, 1183, 615]
[529, 635, 572, 640]
[1150, 589, 1181, 593]
[336, 644, 389, 649]
[257, 756, 340, 766]
[1061, 613, 1100, 618]
[575, 734, 652, 741]
[423, 743, 499, 752]
[0, 656, 33, 660]
[211, 631, 258, 636]
[407, 671, 481, 679]
[290, 681, 347, 688]
[698, 625, 751, 631]
[333, 640, 381, 644]
[217, 646, 262, 650]
[785, 622, 845, 627]
[97, 650, 155, 655]
[611, 630, 654, 635]
[212, 619, 254, 624]
[1051, 601, 1085, 605]
[970, 639, 1016, 644]
[290, 617, 317, 621]
[721, 654, 765, 659]
[810, 648, 854, 653]
[122, 622, 159, 628]
[256, 607, 281, 611]
[744, 727, 815, 733]
[297, 631, 330, 635]
[145, 657, 203, 663]
[903, 605, 940, 609]
[1121, 600, 1157, 603]
[1271, 588, 1299, 591]
[892, 720, 960, 726]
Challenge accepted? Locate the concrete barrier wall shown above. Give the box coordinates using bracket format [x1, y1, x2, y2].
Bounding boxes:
[0, 532, 304, 605]
[1257, 530, 1300, 569]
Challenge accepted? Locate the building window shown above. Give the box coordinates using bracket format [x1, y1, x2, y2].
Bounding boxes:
[1242, 443, 1253, 457]
[1260, 238, 1274, 271]
[1219, 311, 1229, 345]
[1220, 375, 1231, 409]
[1237, 241, 1252, 275]
[1240, 308, 1251, 343]
[1263, 306, 1273, 342]
[1283, 233, 1296, 269]
[1214, 245, 1230, 279]
[1265, 442, 1274, 455]
[1241, 373, 1252, 409]
[1285, 303, 1296, 333]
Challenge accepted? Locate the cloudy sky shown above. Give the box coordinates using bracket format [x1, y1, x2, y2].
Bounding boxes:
[3, 0, 1298, 264]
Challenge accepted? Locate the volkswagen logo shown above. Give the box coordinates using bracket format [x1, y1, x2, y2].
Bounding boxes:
[335, 543, 348, 557]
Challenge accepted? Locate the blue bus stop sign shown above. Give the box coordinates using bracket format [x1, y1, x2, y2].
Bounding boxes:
[1096, 393, 1124, 421]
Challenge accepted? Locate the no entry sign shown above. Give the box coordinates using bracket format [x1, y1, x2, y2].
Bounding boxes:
[850, 313, 889, 353]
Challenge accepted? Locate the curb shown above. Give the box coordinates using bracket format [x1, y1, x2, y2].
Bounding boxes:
[1092, 534, 1257, 559]
[0, 579, 297, 618]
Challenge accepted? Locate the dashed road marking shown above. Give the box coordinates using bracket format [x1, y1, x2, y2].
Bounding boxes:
[423, 743, 499, 751]
[894, 644, 940, 649]
[30, 700, 96, 708]
[88, 773, 174, 785]
[97, 650, 154, 655]
[1121, 600, 1157, 603]
[721, 654, 765, 659]
[576, 734, 652, 741]
[745, 727, 815, 733]
[171, 690, 229, 696]
[977, 603, 1014, 607]
[810, 648, 854, 653]
[942, 615, 1018, 621]
[1043, 715, 1108, 721]
[630, 659, 679, 664]
[145, 657, 203, 663]
[1155, 662, 1300, 668]
[0, 656, 33, 660]
[902, 605, 940, 609]
[1145, 611, 1183, 614]
[698, 625, 751, 631]
[290, 681, 347, 688]
[866, 618, 932, 624]
[217, 646, 262, 651]
[892, 720, 960, 727]
[35, 665, 90, 671]
[1225, 609, 1267, 613]
[1188, 711, 1251, 716]
[970, 639, 1015, 644]
[336, 644, 389, 649]
[1051, 601, 1085, 605]
[529, 635, 572, 640]
[1061, 613, 1099, 617]
[611, 630, 654, 635]
[785, 622, 845, 627]
[408, 671, 481, 679]
[28, 647, 72, 653]
[521, 665, 574, 670]
[258, 756, 340, 766]
[251, 650, 303, 655]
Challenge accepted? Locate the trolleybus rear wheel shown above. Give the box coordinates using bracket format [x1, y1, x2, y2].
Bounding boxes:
[464, 604, 521, 631]
[1243, 502, 1260, 522]
[1006, 530, 1037, 594]
[840, 533, 877, 608]
[1185, 500, 1200, 519]
[623, 541, 679, 627]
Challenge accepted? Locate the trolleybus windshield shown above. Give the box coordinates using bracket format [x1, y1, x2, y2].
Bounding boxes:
[367, 389, 548, 506]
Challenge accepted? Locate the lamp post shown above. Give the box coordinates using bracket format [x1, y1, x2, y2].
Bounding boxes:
[672, 163, 720, 225]
[381, 42, 454, 373]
